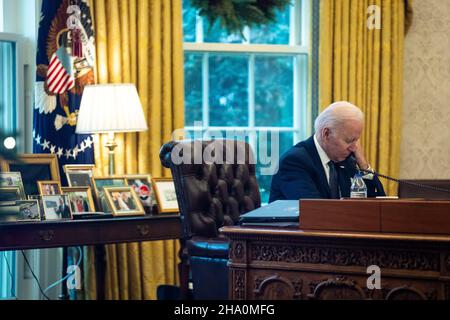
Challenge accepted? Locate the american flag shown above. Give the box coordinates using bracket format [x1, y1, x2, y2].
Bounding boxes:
[46, 48, 75, 94]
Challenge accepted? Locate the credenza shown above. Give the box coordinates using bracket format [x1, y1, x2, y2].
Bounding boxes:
[0, 214, 183, 299]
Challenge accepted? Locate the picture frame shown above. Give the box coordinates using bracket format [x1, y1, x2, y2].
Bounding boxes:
[62, 187, 96, 213]
[0, 172, 26, 199]
[41, 195, 73, 220]
[64, 164, 95, 189]
[0, 187, 25, 201]
[92, 176, 127, 212]
[103, 186, 145, 216]
[151, 178, 179, 213]
[0, 200, 41, 222]
[0, 154, 60, 196]
[92, 176, 127, 191]
[63, 164, 95, 172]
[38, 180, 62, 196]
[125, 174, 154, 209]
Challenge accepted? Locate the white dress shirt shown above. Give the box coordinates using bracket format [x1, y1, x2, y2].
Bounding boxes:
[313, 134, 332, 185]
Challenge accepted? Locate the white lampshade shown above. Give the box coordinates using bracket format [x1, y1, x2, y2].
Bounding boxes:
[76, 83, 148, 134]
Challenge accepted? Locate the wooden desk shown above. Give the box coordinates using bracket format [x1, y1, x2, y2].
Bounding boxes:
[221, 226, 450, 300]
[0, 214, 183, 299]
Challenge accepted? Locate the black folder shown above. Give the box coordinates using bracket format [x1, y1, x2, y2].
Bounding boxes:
[239, 200, 299, 226]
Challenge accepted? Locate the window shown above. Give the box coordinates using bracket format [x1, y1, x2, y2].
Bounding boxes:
[0, 32, 24, 150]
[1, 38, 17, 135]
[183, 0, 311, 203]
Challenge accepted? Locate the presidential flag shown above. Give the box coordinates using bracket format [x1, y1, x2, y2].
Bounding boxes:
[34, 0, 96, 182]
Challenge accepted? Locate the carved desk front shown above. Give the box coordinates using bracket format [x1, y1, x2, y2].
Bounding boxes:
[221, 226, 450, 300]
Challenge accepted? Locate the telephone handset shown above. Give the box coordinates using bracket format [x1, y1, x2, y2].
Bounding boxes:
[348, 154, 450, 195]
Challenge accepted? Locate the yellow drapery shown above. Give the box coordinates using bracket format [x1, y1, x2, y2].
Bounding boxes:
[85, 0, 184, 299]
[319, 0, 413, 195]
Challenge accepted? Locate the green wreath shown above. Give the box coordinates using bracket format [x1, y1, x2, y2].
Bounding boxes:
[191, 0, 292, 37]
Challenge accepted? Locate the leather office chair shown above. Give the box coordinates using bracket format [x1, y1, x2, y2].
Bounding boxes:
[160, 139, 261, 299]
[397, 180, 450, 199]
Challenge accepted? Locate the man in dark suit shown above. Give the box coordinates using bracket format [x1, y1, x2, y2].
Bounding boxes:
[56, 197, 71, 218]
[269, 101, 385, 201]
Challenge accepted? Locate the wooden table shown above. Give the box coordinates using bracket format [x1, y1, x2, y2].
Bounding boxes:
[221, 225, 450, 300]
[0, 214, 183, 299]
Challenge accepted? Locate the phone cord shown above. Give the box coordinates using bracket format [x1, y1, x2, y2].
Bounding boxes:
[365, 170, 450, 195]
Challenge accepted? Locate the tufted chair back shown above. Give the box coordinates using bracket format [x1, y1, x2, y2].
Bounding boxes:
[160, 139, 261, 239]
[160, 139, 261, 299]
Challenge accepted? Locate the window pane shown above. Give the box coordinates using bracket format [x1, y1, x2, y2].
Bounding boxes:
[250, 7, 291, 44]
[255, 55, 293, 127]
[184, 53, 203, 126]
[256, 131, 293, 204]
[0, 40, 17, 134]
[182, 0, 196, 42]
[209, 54, 248, 127]
[204, 20, 244, 44]
[206, 129, 249, 142]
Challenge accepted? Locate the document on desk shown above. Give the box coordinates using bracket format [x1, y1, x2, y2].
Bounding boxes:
[239, 200, 299, 226]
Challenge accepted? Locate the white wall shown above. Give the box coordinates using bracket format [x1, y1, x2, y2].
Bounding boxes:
[0, 0, 4, 31]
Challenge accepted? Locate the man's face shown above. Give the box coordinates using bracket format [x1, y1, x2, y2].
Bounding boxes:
[321, 119, 363, 162]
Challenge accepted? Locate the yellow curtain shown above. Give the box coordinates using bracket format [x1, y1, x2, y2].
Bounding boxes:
[319, 0, 412, 195]
[85, 0, 184, 300]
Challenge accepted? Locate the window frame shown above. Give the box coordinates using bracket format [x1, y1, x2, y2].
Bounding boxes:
[0, 32, 25, 152]
[183, 0, 311, 142]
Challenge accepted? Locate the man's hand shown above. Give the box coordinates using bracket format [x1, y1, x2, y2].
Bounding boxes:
[353, 140, 370, 170]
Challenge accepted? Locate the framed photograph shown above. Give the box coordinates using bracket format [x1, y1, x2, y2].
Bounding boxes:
[0, 200, 41, 222]
[125, 174, 154, 209]
[66, 171, 94, 187]
[93, 176, 127, 190]
[0, 187, 24, 201]
[103, 186, 145, 216]
[92, 176, 127, 212]
[62, 187, 95, 213]
[152, 178, 179, 213]
[42, 195, 73, 220]
[38, 180, 62, 196]
[0, 172, 26, 199]
[0, 154, 60, 196]
[64, 164, 95, 189]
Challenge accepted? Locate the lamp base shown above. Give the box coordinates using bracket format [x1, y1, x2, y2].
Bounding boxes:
[105, 133, 117, 175]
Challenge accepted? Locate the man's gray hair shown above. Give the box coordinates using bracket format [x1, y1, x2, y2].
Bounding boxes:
[314, 101, 364, 133]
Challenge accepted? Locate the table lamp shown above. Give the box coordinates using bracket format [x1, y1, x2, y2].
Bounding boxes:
[76, 84, 148, 175]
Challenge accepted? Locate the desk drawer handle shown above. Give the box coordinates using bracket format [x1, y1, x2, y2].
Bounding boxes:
[39, 230, 54, 242]
[137, 225, 150, 236]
